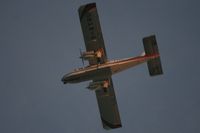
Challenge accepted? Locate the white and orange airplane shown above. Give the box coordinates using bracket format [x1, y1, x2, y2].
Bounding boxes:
[62, 3, 163, 130]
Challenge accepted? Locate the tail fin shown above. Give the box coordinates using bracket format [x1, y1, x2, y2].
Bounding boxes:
[143, 35, 163, 76]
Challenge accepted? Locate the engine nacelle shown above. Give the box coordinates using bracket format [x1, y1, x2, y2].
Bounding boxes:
[87, 80, 109, 91]
[80, 51, 95, 60]
[80, 48, 104, 61]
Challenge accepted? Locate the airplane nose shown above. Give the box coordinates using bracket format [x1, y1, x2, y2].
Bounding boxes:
[61, 77, 64, 82]
[61, 76, 67, 84]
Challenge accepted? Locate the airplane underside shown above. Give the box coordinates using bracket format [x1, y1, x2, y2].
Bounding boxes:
[62, 2, 163, 130]
[62, 53, 159, 85]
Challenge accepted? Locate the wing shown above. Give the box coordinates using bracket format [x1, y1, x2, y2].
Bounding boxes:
[78, 3, 107, 65]
[79, 3, 121, 129]
[95, 77, 122, 130]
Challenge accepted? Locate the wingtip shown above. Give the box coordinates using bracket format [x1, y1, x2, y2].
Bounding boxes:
[101, 117, 122, 130]
[78, 3, 96, 20]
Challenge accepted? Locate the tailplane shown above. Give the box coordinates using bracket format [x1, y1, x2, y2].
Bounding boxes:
[143, 35, 163, 76]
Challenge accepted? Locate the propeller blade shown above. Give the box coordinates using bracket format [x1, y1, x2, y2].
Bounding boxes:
[79, 48, 84, 66]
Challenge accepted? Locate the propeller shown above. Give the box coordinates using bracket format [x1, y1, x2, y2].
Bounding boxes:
[79, 48, 85, 66]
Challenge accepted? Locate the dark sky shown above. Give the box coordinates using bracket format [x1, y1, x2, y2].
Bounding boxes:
[1, 0, 200, 133]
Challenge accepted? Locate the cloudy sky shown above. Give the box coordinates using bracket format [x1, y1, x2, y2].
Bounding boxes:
[0, 0, 200, 133]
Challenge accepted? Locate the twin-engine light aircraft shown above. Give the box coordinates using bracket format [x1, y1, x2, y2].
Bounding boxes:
[62, 3, 163, 130]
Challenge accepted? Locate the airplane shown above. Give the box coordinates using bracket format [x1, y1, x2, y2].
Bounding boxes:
[61, 3, 163, 130]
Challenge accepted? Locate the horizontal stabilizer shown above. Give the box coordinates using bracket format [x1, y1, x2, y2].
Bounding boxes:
[143, 35, 163, 76]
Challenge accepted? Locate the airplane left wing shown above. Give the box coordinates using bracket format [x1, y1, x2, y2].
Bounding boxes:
[95, 78, 122, 130]
[78, 3, 107, 65]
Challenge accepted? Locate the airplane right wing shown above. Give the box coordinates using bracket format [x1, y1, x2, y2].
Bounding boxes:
[95, 78, 122, 130]
[78, 3, 107, 65]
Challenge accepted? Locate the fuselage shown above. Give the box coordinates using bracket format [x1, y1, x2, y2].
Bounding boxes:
[62, 54, 159, 84]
